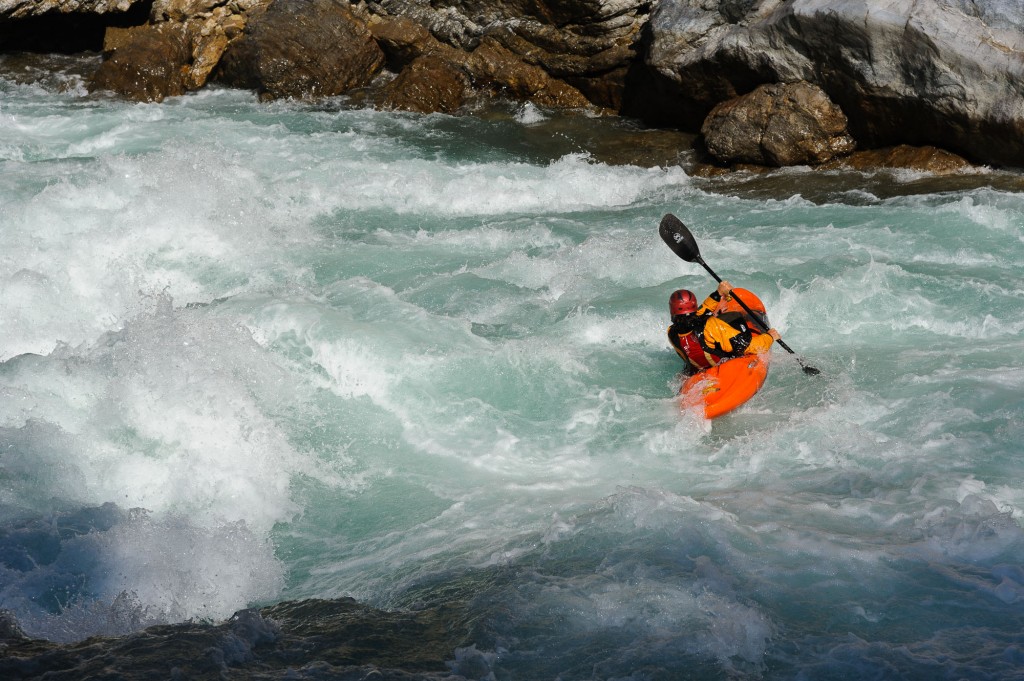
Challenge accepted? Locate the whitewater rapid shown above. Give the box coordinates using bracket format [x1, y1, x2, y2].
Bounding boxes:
[2, 55, 1024, 679]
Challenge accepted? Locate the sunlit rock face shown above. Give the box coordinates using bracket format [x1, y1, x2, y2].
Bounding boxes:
[642, 0, 1024, 166]
[701, 81, 856, 167]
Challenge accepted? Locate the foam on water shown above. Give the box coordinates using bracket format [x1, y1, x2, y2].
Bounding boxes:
[2, 58, 1024, 677]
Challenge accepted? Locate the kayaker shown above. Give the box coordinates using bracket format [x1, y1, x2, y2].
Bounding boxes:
[668, 281, 781, 375]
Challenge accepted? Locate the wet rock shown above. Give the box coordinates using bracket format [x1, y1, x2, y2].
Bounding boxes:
[0, 598, 473, 680]
[85, 1, 260, 100]
[822, 145, 974, 174]
[379, 54, 469, 114]
[215, 0, 385, 100]
[89, 22, 192, 101]
[701, 81, 856, 167]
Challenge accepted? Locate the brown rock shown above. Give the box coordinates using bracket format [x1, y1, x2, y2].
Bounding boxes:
[215, 0, 384, 100]
[379, 54, 469, 114]
[89, 22, 191, 101]
[368, 15, 591, 114]
[178, 7, 252, 90]
[184, 23, 229, 90]
[367, 13, 437, 70]
[362, 0, 650, 111]
[702, 82, 856, 167]
[150, 0, 223, 22]
[466, 38, 591, 109]
[822, 145, 974, 174]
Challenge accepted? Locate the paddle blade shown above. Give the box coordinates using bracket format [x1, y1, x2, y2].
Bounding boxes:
[659, 214, 701, 262]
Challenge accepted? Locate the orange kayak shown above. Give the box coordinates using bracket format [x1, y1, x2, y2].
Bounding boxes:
[680, 355, 769, 419]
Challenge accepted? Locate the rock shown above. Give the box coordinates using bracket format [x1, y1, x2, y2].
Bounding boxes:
[0, 0, 142, 20]
[367, 13, 437, 71]
[367, 14, 591, 114]
[701, 81, 856, 166]
[151, 0, 226, 23]
[466, 38, 592, 110]
[822, 145, 973, 174]
[89, 22, 192, 101]
[365, 0, 650, 110]
[87, 2, 257, 100]
[642, 0, 1024, 167]
[215, 0, 385, 100]
[379, 53, 469, 114]
[0, 597, 474, 680]
[181, 7, 252, 90]
[4, 0, 1024, 169]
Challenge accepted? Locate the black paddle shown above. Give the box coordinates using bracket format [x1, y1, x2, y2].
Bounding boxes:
[659, 213, 821, 376]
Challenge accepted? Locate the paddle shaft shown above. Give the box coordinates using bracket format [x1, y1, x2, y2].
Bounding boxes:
[690, 254, 801, 356]
[658, 212, 820, 375]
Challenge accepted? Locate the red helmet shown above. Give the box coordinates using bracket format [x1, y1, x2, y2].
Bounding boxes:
[669, 289, 698, 316]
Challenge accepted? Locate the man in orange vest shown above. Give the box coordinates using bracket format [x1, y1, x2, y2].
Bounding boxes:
[667, 281, 781, 374]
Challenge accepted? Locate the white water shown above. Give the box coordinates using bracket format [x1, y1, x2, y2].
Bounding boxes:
[2, 56, 1024, 678]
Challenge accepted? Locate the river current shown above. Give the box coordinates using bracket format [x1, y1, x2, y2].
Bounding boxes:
[2, 54, 1024, 679]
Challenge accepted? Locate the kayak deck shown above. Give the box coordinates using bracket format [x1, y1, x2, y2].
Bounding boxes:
[680, 355, 769, 419]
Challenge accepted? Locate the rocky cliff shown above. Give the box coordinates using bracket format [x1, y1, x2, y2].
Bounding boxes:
[1, 0, 1022, 168]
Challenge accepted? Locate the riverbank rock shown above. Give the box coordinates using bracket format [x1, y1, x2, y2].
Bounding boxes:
[642, 0, 1024, 167]
[701, 82, 856, 167]
[214, 0, 384, 100]
[367, 13, 591, 113]
[86, 1, 259, 101]
[0, 598, 473, 680]
[89, 21, 193, 100]
[822, 145, 974, 174]
[364, 0, 650, 111]
[0, 0, 139, 18]
[2, 0, 1023, 169]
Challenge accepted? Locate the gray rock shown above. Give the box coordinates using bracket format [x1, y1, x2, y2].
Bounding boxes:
[0, 0, 141, 19]
[644, 0, 1024, 166]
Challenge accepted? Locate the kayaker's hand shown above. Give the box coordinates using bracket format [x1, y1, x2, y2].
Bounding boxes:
[717, 280, 733, 297]
[768, 328, 781, 341]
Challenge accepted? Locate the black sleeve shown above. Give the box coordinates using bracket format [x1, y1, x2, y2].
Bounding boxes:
[725, 328, 752, 356]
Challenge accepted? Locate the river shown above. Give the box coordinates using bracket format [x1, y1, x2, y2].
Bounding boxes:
[2, 53, 1023, 679]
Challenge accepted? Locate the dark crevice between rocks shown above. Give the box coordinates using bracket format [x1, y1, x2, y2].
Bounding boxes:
[0, 2, 152, 54]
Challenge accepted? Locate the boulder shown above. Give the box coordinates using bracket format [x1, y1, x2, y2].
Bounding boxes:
[701, 81, 856, 167]
[89, 22, 192, 101]
[379, 53, 469, 114]
[215, 0, 385, 100]
[642, 0, 1024, 167]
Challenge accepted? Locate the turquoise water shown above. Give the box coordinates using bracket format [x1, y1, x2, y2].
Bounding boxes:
[2, 55, 1024, 678]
